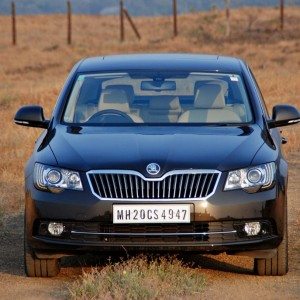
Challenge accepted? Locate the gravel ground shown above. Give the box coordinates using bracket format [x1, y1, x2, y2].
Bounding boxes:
[0, 153, 299, 300]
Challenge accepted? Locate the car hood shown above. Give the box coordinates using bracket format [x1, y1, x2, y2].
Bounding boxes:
[48, 125, 264, 174]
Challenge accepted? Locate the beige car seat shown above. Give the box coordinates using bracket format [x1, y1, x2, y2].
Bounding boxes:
[140, 96, 182, 123]
[178, 83, 241, 123]
[98, 88, 143, 123]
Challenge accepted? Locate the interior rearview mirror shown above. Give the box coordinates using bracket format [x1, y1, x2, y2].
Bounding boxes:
[14, 105, 49, 129]
[141, 80, 176, 91]
[268, 104, 300, 128]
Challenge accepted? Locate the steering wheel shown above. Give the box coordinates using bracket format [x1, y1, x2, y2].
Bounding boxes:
[86, 109, 134, 124]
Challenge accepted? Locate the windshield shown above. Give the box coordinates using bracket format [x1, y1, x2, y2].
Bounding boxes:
[63, 71, 252, 125]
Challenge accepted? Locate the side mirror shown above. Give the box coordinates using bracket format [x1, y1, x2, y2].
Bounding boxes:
[14, 105, 49, 129]
[268, 104, 300, 129]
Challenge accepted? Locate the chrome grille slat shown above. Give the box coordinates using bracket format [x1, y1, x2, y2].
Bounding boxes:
[104, 174, 112, 198]
[206, 173, 215, 195]
[168, 176, 172, 198]
[88, 170, 220, 200]
[162, 179, 166, 198]
[152, 180, 155, 198]
[141, 177, 144, 198]
[135, 176, 139, 198]
[199, 174, 208, 198]
[123, 175, 129, 198]
[93, 174, 103, 198]
[97, 174, 107, 198]
[111, 174, 118, 198]
[194, 174, 202, 197]
[117, 175, 123, 198]
[173, 175, 178, 198]
[146, 181, 150, 198]
[178, 175, 184, 198]
[128, 175, 132, 198]
[183, 174, 190, 198]
[189, 174, 196, 198]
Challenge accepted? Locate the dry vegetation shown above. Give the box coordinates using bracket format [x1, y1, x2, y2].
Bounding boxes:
[1, 7, 299, 217]
[0, 7, 299, 299]
[68, 256, 205, 299]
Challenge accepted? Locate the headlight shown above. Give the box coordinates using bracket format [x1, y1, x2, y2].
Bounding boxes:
[34, 163, 83, 193]
[224, 162, 276, 193]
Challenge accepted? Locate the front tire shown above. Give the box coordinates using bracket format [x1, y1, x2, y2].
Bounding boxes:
[24, 225, 60, 277]
[254, 223, 288, 276]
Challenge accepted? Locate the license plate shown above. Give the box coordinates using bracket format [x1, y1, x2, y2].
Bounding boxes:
[113, 204, 191, 224]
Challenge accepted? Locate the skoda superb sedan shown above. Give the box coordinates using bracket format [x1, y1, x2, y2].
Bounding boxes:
[14, 54, 299, 277]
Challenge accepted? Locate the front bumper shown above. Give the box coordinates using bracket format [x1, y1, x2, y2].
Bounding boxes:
[32, 219, 279, 257]
[25, 173, 285, 257]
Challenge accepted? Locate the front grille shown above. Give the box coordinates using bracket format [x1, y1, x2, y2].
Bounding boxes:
[87, 170, 220, 200]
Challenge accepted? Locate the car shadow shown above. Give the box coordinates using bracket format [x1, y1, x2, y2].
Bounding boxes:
[180, 253, 253, 275]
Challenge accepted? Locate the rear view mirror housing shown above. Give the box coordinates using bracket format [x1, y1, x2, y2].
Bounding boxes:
[268, 104, 300, 128]
[141, 80, 176, 91]
[14, 105, 49, 129]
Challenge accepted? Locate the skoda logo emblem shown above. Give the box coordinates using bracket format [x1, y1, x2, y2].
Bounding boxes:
[146, 163, 160, 175]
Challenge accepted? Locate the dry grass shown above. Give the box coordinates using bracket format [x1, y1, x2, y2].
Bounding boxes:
[0, 7, 299, 298]
[0, 7, 299, 217]
[68, 256, 205, 300]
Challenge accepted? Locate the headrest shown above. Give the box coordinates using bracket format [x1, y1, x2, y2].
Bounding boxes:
[98, 88, 130, 112]
[104, 85, 134, 103]
[149, 96, 181, 110]
[194, 84, 225, 109]
[194, 80, 228, 95]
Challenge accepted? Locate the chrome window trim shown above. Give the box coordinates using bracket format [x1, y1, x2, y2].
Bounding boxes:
[86, 169, 221, 201]
[71, 230, 236, 236]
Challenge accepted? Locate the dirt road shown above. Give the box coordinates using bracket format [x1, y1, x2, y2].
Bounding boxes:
[0, 153, 299, 300]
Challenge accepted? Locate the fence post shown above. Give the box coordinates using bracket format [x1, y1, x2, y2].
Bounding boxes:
[225, 0, 231, 38]
[11, 1, 16, 46]
[173, 0, 178, 37]
[67, 0, 72, 45]
[123, 9, 141, 40]
[120, 0, 125, 42]
[280, 0, 284, 30]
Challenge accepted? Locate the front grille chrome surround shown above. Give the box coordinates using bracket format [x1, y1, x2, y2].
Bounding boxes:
[87, 169, 221, 201]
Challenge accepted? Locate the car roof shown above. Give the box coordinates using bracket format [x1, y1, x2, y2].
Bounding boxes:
[77, 54, 244, 74]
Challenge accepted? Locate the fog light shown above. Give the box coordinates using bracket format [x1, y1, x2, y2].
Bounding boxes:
[244, 222, 261, 236]
[48, 222, 64, 236]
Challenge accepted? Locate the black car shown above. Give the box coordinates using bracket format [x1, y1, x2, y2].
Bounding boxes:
[14, 54, 299, 277]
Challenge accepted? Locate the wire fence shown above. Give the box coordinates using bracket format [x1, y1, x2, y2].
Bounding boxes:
[6, 0, 289, 46]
